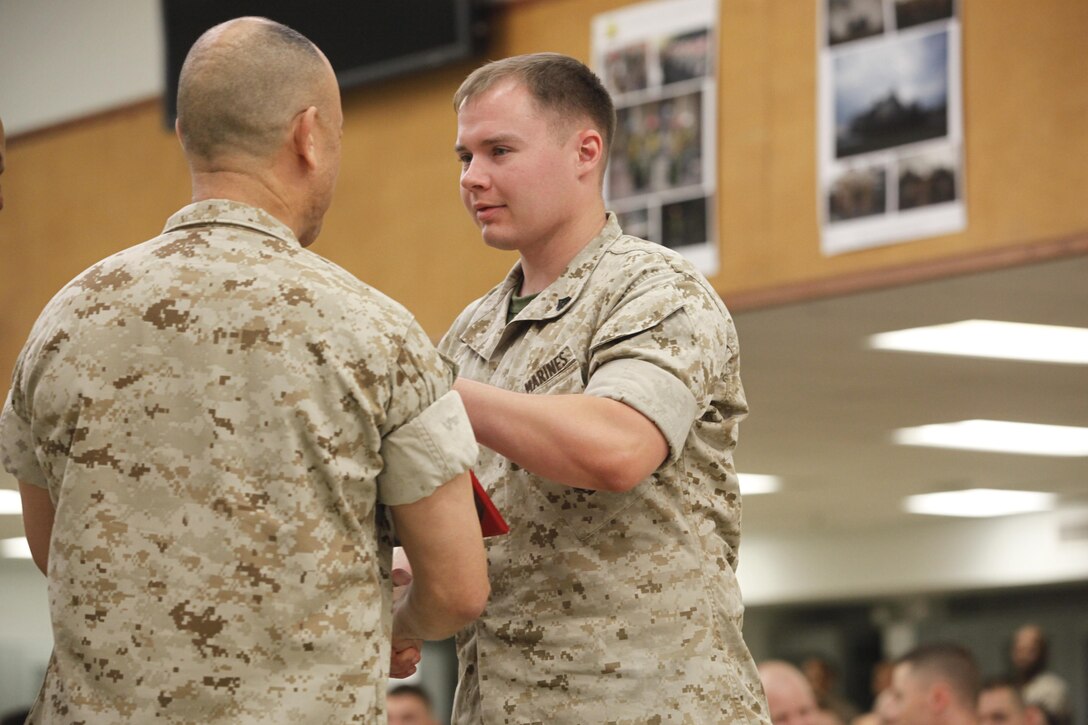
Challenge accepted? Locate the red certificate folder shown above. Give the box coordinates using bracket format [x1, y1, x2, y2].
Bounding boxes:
[471, 470, 509, 537]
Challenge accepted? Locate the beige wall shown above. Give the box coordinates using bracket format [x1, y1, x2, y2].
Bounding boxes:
[2, 0, 1086, 383]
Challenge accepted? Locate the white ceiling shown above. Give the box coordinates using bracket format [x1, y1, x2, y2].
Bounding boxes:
[735, 254, 1088, 538]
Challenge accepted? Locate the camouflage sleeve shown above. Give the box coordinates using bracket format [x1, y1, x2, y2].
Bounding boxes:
[376, 319, 479, 506]
[583, 272, 730, 464]
[0, 347, 49, 488]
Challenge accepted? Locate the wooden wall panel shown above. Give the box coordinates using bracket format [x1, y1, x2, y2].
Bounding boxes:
[1, 0, 1086, 384]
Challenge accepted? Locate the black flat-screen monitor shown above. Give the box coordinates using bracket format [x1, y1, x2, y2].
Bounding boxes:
[162, 0, 488, 123]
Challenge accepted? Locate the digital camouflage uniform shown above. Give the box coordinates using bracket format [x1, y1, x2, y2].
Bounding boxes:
[439, 214, 769, 724]
[0, 200, 478, 724]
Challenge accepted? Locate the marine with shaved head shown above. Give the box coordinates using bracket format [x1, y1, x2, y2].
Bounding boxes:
[884, 643, 980, 725]
[759, 660, 823, 725]
[1, 17, 488, 723]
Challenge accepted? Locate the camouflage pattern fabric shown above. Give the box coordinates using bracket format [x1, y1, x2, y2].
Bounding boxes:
[439, 213, 770, 724]
[0, 200, 478, 723]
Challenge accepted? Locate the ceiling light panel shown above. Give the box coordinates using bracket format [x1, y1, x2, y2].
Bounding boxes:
[0, 537, 32, 559]
[904, 488, 1056, 518]
[869, 320, 1088, 364]
[0, 489, 22, 515]
[894, 419, 1088, 457]
[739, 473, 782, 495]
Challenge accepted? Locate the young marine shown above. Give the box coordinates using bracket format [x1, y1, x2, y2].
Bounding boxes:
[437, 52, 769, 723]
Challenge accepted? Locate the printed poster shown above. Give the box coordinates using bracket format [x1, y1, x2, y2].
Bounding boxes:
[819, 0, 966, 255]
[592, 0, 719, 276]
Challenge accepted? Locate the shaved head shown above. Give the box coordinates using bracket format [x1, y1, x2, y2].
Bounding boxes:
[884, 644, 979, 725]
[760, 661, 821, 725]
[176, 17, 333, 163]
[899, 643, 979, 710]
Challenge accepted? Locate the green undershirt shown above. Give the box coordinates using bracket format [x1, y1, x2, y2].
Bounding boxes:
[507, 291, 539, 323]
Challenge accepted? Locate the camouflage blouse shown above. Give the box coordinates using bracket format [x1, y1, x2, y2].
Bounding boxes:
[1, 200, 477, 723]
[440, 214, 769, 724]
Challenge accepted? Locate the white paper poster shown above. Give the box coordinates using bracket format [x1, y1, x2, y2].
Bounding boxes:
[592, 0, 719, 276]
[819, 0, 966, 255]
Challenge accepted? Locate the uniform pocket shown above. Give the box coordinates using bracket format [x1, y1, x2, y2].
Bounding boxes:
[531, 479, 644, 544]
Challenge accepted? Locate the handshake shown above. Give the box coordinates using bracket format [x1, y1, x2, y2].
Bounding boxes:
[390, 546, 425, 679]
[387, 470, 506, 678]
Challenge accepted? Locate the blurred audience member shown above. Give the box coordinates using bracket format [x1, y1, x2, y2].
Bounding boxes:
[1009, 624, 1070, 725]
[871, 660, 894, 701]
[978, 677, 1045, 725]
[388, 684, 440, 725]
[804, 655, 860, 724]
[760, 660, 824, 725]
[853, 660, 895, 725]
[883, 643, 979, 725]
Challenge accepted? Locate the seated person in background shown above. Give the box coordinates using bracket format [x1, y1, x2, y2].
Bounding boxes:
[804, 655, 860, 725]
[1009, 624, 1070, 725]
[853, 659, 895, 725]
[388, 684, 441, 725]
[760, 660, 830, 725]
[978, 677, 1044, 725]
[883, 643, 979, 725]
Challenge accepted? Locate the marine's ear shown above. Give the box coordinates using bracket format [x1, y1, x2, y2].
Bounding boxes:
[574, 128, 605, 180]
[292, 105, 321, 170]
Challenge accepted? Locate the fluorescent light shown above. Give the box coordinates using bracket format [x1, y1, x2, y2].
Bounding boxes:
[0, 537, 32, 559]
[904, 488, 1056, 518]
[894, 420, 1088, 457]
[869, 320, 1088, 364]
[739, 473, 781, 495]
[0, 489, 22, 515]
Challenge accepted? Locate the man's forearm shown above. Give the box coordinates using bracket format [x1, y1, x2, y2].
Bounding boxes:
[389, 482, 490, 642]
[392, 579, 483, 642]
[19, 481, 54, 575]
[453, 378, 667, 492]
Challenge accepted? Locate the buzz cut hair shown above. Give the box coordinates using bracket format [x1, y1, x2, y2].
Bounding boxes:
[898, 643, 981, 709]
[979, 676, 1026, 705]
[388, 683, 433, 710]
[453, 52, 617, 163]
[176, 17, 328, 161]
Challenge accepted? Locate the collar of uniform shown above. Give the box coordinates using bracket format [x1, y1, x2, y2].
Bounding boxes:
[162, 199, 300, 246]
[459, 212, 622, 360]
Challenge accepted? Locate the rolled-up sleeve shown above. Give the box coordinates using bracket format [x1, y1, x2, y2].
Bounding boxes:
[376, 319, 479, 506]
[377, 390, 478, 505]
[583, 269, 731, 465]
[0, 354, 49, 488]
[584, 358, 697, 463]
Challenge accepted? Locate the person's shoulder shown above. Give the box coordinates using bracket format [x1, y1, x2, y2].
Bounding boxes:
[599, 233, 725, 307]
[602, 233, 706, 283]
[606, 232, 686, 262]
[43, 234, 163, 308]
[301, 253, 421, 330]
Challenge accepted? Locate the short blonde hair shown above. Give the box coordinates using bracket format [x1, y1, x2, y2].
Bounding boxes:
[454, 53, 616, 160]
